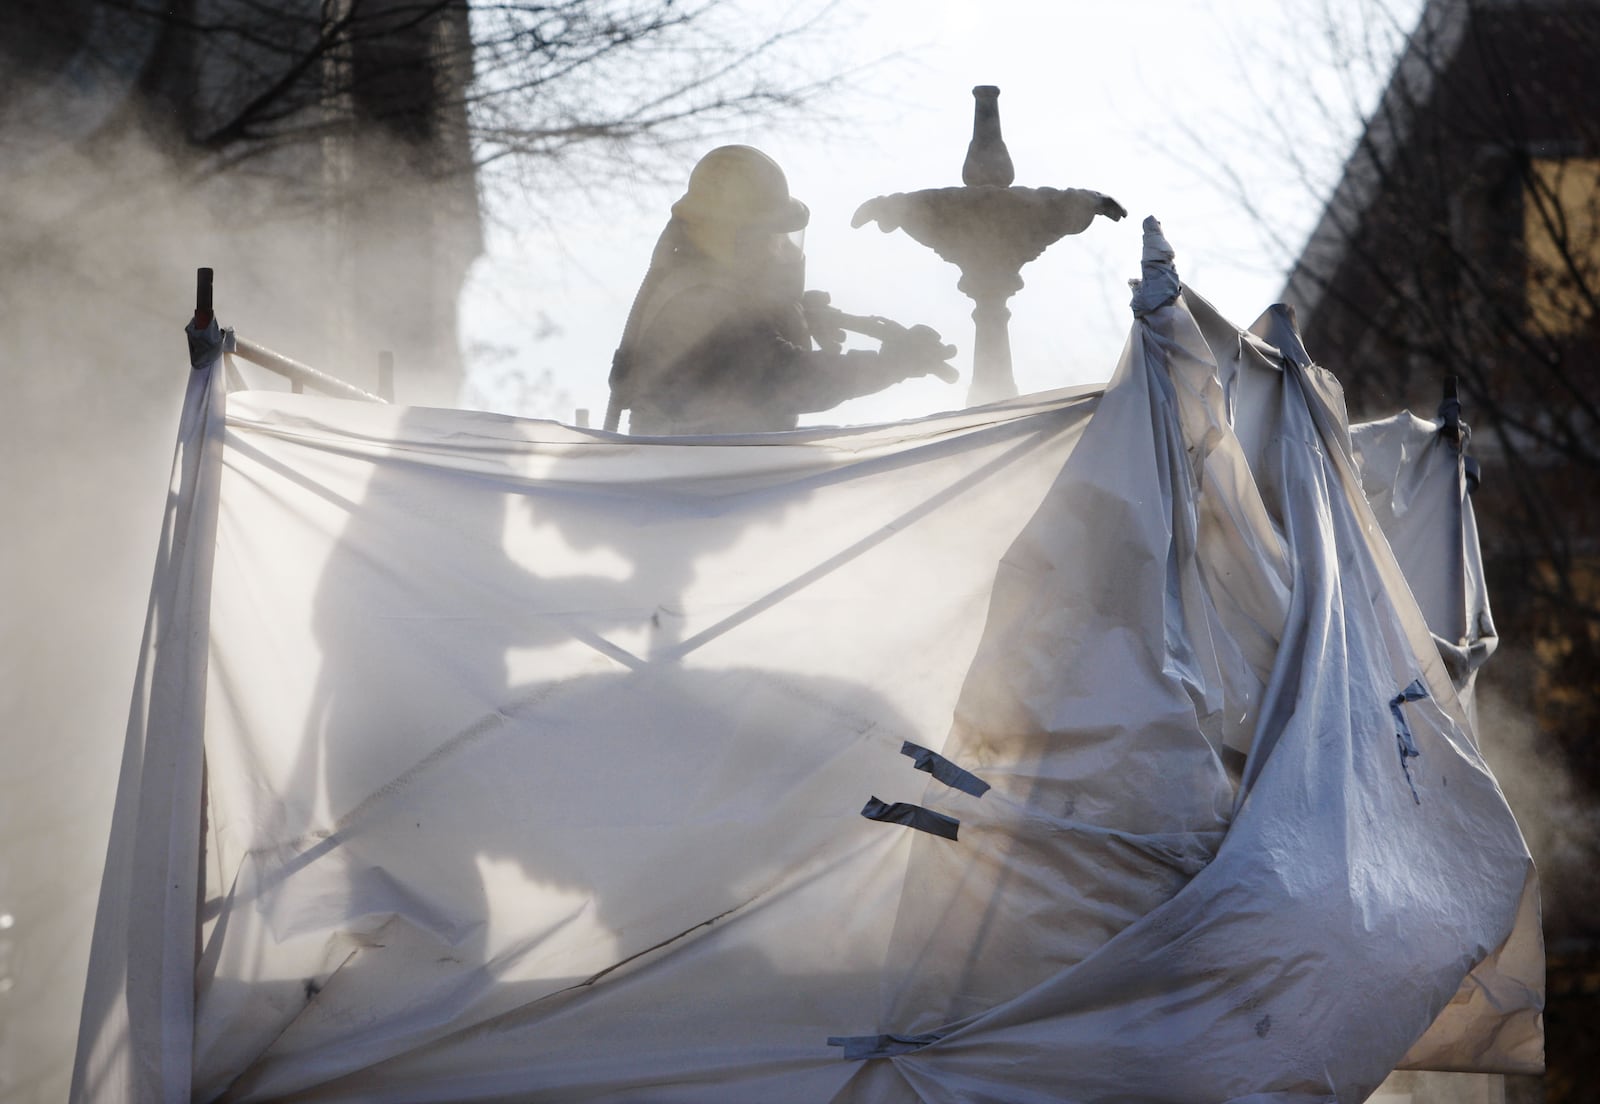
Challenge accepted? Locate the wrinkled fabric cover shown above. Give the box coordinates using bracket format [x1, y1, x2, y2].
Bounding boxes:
[1347, 413, 1536, 1077]
[71, 321, 225, 1104]
[1190, 290, 1541, 1082]
[1351, 412, 1499, 717]
[75, 290, 1537, 1103]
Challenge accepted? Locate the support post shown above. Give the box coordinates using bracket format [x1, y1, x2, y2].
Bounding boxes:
[1441, 374, 1462, 445]
[230, 335, 388, 403]
[378, 351, 395, 403]
[194, 267, 213, 329]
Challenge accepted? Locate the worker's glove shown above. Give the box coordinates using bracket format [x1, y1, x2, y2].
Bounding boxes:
[877, 321, 959, 383]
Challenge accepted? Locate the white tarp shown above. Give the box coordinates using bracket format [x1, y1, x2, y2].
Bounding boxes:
[73, 235, 1540, 1103]
[1351, 411, 1498, 721]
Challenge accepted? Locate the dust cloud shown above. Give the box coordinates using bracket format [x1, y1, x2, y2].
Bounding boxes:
[0, 21, 1581, 1104]
[1475, 656, 1600, 943]
[0, 84, 477, 1097]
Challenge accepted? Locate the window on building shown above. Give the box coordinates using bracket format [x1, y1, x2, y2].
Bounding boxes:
[1524, 157, 1600, 338]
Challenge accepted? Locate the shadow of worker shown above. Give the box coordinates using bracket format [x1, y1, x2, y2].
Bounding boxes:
[196, 406, 933, 1101]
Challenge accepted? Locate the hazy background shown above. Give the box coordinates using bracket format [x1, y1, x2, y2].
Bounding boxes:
[32, 2, 1600, 1103]
[460, 0, 1413, 424]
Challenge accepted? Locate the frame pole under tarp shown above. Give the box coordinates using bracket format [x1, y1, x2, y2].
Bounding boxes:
[192, 266, 388, 403]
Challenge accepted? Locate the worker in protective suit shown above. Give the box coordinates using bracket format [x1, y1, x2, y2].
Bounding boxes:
[607, 145, 956, 435]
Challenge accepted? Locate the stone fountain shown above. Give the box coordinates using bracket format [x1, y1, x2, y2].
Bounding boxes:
[852, 86, 1127, 405]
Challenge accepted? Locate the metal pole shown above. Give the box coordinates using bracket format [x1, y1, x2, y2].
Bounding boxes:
[1440, 374, 1462, 445]
[230, 335, 389, 403]
[194, 267, 213, 328]
[378, 351, 395, 403]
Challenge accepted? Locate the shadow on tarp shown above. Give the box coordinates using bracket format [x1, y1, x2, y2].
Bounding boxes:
[186, 402, 1069, 1102]
[196, 662, 921, 1102]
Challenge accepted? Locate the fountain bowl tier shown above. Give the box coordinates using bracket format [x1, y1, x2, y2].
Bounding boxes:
[852, 186, 1127, 297]
[852, 185, 1127, 404]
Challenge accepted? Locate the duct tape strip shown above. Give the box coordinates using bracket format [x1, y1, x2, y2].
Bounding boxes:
[860, 796, 959, 840]
[826, 1033, 943, 1060]
[900, 741, 991, 797]
[186, 316, 225, 369]
[1389, 679, 1428, 805]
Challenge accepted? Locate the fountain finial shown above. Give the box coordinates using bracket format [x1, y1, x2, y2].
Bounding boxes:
[962, 86, 1015, 187]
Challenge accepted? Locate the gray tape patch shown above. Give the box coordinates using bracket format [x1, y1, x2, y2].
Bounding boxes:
[860, 796, 959, 840]
[900, 741, 991, 798]
[1389, 679, 1428, 805]
[827, 1033, 943, 1060]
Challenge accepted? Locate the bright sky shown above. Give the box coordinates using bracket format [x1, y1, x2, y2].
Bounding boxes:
[459, 0, 1419, 427]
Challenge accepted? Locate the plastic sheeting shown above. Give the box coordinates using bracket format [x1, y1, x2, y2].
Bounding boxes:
[1351, 412, 1498, 720]
[1346, 412, 1536, 1080]
[74, 257, 1539, 1103]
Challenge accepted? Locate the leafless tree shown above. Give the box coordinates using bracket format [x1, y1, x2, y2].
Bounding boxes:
[1181, 0, 1600, 750]
[1, 0, 847, 205]
[0, 10, 854, 1099]
[0, 0, 855, 397]
[1189, 8, 1600, 1097]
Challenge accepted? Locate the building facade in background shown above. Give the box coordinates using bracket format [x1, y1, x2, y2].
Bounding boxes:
[1283, 2, 1600, 1100]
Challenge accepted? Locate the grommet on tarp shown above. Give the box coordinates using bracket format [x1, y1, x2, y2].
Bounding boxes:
[826, 1032, 942, 1060]
[1390, 680, 1428, 805]
[900, 741, 990, 798]
[860, 796, 959, 840]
